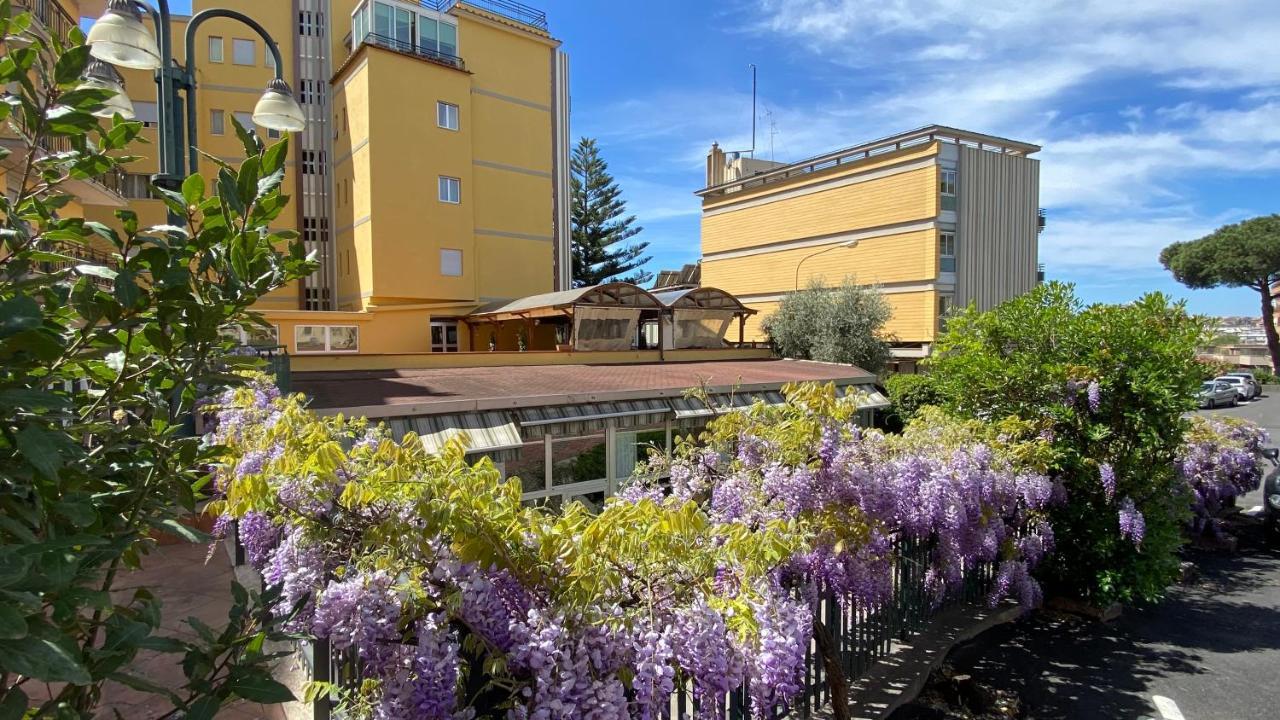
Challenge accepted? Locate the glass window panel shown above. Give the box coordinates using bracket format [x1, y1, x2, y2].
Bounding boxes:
[374, 2, 392, 37]
[941, 195, 957, 211]
[210, 109, 224, 135]
[446, 326, 458, 343]
[439, 22, 457, 56]
[208, 36, 223, 62]
[438, 176, 460, 203]
[329, 326, 359, 352]
[437, 101, 458, 130]
[505, 441, 547, 493]
[419, 16, 438, 51]
[551, 434, 607, 486]
[394, 7, 413, 47]
[233, 111, 253, 130]
[440, 248, 463, 276]
[246, 325, 279, 346]
[232, 38, 255, 66]
[614, 428, 667, 480]
[295, 326, 325, 353]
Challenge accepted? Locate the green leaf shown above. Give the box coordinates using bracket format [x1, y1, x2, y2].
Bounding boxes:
[228, 671, 295, 703]
[0, 686, 28, 720]
[53, 45, 91, 86]
[0, 295, 41, 338]
[260, 138, 288, 175]
[16, 424, 63, 480]
[53, 499, 96, 528]
[182, 172, 205, 206]
[184, 695, 221, 720]
[106, 672, 182, 705]
[75, 262, 118, 281]
[0, 627, 92, 685]
[0, 388, 70, 411]
[113, 269, 142, 307]
[0, 604, 27, 640]
[147, 517, 209, 543]
[0, 552, 32, 588]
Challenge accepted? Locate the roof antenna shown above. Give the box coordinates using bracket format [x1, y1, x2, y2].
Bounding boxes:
[749, 63, 757, 159]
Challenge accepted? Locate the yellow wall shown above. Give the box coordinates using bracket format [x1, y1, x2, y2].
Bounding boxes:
[741, 290, 939, 345]
[702, 228, 938, 297]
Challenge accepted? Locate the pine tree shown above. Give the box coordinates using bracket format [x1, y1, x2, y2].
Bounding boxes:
[571, 137, 652, 286]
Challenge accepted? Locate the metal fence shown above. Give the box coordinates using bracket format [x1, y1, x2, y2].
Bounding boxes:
[295, 535, 994, 720]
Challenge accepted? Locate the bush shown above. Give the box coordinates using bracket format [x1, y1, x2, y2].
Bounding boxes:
[762, 280, 892, 371]
[925, 283, 1208, 604]
[885, 372, 942, 424]
[1253, 367, 1278, 385]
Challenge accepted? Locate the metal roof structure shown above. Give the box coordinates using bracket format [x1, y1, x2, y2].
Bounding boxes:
[650, 286, 756, 314]
[469, 282, 662, 322]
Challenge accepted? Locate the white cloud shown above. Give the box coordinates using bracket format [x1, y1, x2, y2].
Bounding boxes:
[1038, 214, 1224, 273]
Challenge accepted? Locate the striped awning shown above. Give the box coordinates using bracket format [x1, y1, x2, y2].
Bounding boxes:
[517, 399, 672, 439]
[841, 385, 891, 410]
[669, 390, 787, 419]
[384, 412, 524, 463]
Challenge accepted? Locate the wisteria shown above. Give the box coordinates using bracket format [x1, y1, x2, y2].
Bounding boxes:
[211, 377, 1058, 720]
[1176, 415, 1270, 535]
[1117, 497, 1145, 548]
[1098, 463, 1116, 502]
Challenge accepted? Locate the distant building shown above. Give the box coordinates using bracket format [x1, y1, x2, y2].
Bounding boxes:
[696, 125, 1044, 367]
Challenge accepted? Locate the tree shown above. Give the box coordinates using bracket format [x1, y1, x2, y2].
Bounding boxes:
[761, 280, 893, 371]
[1160, 215, 1280, 373]
[0, 10, 312, 716]
[570, 137, 651, 286]
[926, 283, 1208, 604]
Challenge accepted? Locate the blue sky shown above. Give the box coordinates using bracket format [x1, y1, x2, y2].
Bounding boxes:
[153, 1, 1280, 316]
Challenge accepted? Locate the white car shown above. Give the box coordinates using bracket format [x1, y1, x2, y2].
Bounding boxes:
[1214, 375, 1252, 402]
[1223, 371, 1261, 399]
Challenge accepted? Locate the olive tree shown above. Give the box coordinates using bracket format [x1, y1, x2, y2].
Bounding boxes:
[762, 280, 893, 371]
[0, 8, 313, 717]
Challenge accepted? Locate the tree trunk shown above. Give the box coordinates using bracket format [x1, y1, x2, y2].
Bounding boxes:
[812, 616, 851, 720]
[1260, 282, 1280, 376]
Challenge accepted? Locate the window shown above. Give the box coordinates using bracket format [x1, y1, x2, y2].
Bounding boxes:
[295, 325, 359, 353]
[940, 168, 957, 211]
[233, 111, 253, 133]
[938, 294, 954, 330]
[267, 128, 281, 140]
[430, 320, 459, 352]
[232, 38, 255, 66]
[437, 101, 458, 130]
[939, 231, 956, 273]
[222, 324, 280, 347]
[438, 176, 460, 204]
[440, 248, 463, 277]
[117, 173, 151, 199]
[301, 150, 326, 175]
[133, 101, 159, 128]
[439, 21, 457, 56]
[210, 109, 224, 135]
[264, 46, 276, 70]
[208, 36, 224, 63]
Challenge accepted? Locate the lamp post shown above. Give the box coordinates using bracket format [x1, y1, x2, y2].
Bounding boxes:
[794, 239, 859, 291]
[83, 0, 305, 203]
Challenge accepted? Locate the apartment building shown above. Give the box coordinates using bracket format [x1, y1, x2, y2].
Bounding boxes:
[697, 125, 1043, 365]
[66, 0, 572, 354]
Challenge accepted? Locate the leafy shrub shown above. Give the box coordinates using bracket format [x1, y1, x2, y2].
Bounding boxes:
[884, 372, 942, 424]
[762, 280, 892, 371]
[1252, 367, 1278, 385]
[0, 10, 312, 716]
[926, 283, 1208, 604]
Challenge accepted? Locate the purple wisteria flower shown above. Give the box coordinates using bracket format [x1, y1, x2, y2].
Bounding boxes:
[1118, 497, 1145, 547]
[1098, 463, 1116, 502]
[1086, 381, 1101, 413]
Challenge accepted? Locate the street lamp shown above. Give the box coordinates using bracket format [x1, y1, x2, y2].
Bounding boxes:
[794, 239, 859, 291]
[83, 0, 305, 201]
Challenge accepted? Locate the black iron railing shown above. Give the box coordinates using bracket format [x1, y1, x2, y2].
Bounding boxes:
[16, 0, 76, 40]
[298, 535, 995, 720]
[34, 242, 117, 290]
[354, 32, 466, 71]
[442, 0, 548, 30]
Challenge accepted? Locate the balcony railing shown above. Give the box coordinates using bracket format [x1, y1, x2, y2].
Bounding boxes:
[34, 242, 117, 290]
[1038, 208, 1046, 233]
[354, 32, 466, 71]
[16, 0, 76, 40]
[441, 0, 548, 30]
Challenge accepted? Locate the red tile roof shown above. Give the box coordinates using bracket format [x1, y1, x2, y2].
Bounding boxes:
[294, 359, 876, 416]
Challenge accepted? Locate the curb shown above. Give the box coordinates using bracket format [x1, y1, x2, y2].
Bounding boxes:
[838, 601, 1027, 720]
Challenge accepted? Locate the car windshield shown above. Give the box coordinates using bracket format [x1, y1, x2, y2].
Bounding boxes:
[1200, 382, 1215, 390]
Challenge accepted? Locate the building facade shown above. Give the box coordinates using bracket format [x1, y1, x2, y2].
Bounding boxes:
[68, 0, 573, 355]
[697, 125, 1042, 365]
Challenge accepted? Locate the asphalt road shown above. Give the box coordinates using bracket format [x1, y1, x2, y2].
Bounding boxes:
[893, 389, 1280, 720]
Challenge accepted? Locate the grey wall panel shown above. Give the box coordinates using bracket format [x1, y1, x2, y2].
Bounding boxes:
[955, 147, 1039, 312]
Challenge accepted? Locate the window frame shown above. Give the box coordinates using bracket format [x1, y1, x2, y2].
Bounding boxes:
[939, 231, 956, 273]
[208, 35, 224, 63]
[231, 37, 256, 66]
[438, 175, 461, 204]
[210, 109, 225, 136]
[294, 325, 360, 354]
[430, 320, 460, 353]
[436, 101, 459, 131]
[440, 248, 463, 277]
[940, 168, 957, 211]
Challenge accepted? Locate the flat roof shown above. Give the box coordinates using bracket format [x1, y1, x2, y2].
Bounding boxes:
[294, 358, 876, 417]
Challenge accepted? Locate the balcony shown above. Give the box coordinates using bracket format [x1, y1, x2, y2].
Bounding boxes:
[351, 32, 466, 72]
[442, 0, 548, 31]
[35, 242, 117, 290]
[1038, 208, 1047, 233]
[16, 0, 76, 40]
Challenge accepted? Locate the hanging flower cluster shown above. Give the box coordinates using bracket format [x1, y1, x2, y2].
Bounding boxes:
[1176, 415, 1270, 536]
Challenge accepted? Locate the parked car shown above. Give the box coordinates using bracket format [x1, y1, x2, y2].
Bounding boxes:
[1214, 375, 1252, 402]
[1223, 371, 1261, 399]
[1199, 380, 1238, 408]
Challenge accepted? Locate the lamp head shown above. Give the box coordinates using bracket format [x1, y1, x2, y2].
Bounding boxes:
[78, 59, 135, 119]
[87, 0, 162, 71]
[252, 78, 306, 133]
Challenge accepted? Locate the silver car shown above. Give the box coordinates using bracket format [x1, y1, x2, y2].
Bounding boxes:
[1199, 380, 1238, 408]
[1223, 371, 1261, 399]
[1213, 375, 1251, 402]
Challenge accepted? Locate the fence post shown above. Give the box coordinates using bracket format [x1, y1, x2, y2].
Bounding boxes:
[312, 637, 331, 720]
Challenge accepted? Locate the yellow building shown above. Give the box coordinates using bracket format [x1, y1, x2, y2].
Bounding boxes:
[697, 125, 1042, 368]
[66, 0, 573, 356]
